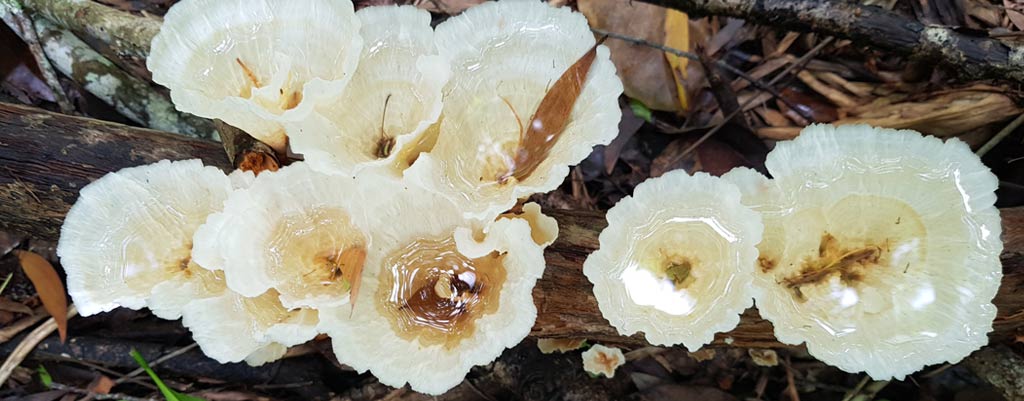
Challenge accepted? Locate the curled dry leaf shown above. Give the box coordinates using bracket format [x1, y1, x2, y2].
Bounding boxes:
[13, 250, 68, 342]
[505, 43, 599, 182]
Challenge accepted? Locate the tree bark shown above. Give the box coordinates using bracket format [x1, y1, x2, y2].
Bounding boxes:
[1, 102, 1022, 348]
[638, 0, 1024, 85]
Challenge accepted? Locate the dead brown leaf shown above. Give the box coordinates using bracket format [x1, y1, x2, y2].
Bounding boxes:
[86, 375, 115, 394]
[506, 43, 599, 182]
[579, 0, 682, 112]
[339, 246, 367, 317]
[13, 250, 67, 342]
[837, 85, 1022, 137]
[0, 299, 33, 315]
[1004, 0, 1024, 30]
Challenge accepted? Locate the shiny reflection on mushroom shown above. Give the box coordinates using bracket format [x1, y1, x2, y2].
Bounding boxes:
[583, 170, 763, 350]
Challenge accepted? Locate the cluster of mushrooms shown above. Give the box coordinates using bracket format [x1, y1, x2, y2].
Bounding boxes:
[585, 123, 1003, 381]
[58, 0, 619, 395]
[52, 0, 1003, 395]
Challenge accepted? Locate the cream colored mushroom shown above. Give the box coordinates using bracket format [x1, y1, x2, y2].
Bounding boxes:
[287, 5, 448, 176]
[404, 0, 623, 220]
[581, 344, 624, 378]
[732, 124, 1002, 380]
[583, 170, 763, 350]
[58, 159, 236, 318]
[191, 162, 373, 310]
[148, 0, 363, 152]
[181, 287, 318, 365]
[319, 214, 548, 395]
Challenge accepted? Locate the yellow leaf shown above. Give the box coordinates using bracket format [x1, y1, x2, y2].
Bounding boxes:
[663, 10, 690, 111]
[14, 250, 68, 342]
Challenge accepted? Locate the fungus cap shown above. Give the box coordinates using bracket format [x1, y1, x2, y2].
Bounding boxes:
[746, 124, 1002, 380]
[581, 344, 625, 378]
[192, 162, 379, 309]
[181, 287, 319, 365]
[583, 170, 762, 350]
[58, 159, 235, 318]
[287, 6, 448, 176]
[148, 0, 363, 151]
[319, 215, 547, 395]
[404, 0, 623, 220]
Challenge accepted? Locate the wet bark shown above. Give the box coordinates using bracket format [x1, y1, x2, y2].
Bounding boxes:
[638, 0, 1024, 84]
[1, 102, 1022, 348]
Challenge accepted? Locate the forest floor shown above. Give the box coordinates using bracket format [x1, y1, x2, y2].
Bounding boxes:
[1, 0, 1023, 400]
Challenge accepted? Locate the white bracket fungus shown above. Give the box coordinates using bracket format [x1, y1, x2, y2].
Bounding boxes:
[58, 159, 235, 318]
[584, 171, 763, 350]
[731, 124, 1002, 380]
[148, 0, 364, 152]
[287, 6, 449, 177]
[404, 0, 624, 221]
[317, 198, 551, 395]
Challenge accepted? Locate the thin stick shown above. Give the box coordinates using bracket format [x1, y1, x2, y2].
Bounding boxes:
[0, 305, 78, 386]
[114, 343, 198, 385]
[49, 382, 157, 401]
[676, 37, 835, 160]
[976, 112, 1024, 157]
[0, 306, 48, 344]
[591, 27, 814, 121]
[0, 9, 74, 114]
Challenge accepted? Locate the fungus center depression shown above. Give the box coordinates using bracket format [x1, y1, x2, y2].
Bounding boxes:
[771, 195, 929, 308]
[378, 237, 506, 349]
[267, 208, 367, 298]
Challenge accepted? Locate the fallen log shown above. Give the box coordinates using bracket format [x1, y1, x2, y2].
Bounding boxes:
[1, 102, 1022, 348]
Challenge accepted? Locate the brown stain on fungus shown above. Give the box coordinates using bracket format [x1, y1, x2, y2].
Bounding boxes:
[782, 232, 883, 301]
[758, 256, 777, 273]
[378, 237, 507, 349]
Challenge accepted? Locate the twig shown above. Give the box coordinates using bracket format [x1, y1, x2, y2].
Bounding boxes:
[0, 304, 77, 386]
[841, 375, 870, 401]
[48, 382, 157, 401]
[0, 7, 74, 114]
[783, 355, 801, 401]
[50, 355, 158, 391]
[976, 112, 1024, 157]
[114, 342, 198, 386]
[0, 306, 48, 344]
[676, 37, 834, 160]
[591, 27, 814, 121]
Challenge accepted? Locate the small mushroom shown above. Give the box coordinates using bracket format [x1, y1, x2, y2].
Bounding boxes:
[581, 344, 624, 378]
[404, 0, 623, 220]
[583, 170, 763, 350]
[287, 6, 448, 176]
[732, 124, 1002, 380]
[58, 160, 238, 318]
[148, 0, 363, 152]
[537, 338, 586, 354]
[319, 216, 547, 395]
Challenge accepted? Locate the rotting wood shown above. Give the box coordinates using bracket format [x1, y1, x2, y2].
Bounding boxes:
[1, 102, 1022, 348]
[637, 0, 1024, 85]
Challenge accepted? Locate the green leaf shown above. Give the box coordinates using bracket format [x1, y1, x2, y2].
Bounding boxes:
[0, 272, 12, 296]
[129, 349, 207, 401]
[629, 98, 653, 123]
[37, 365, 52, 388]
